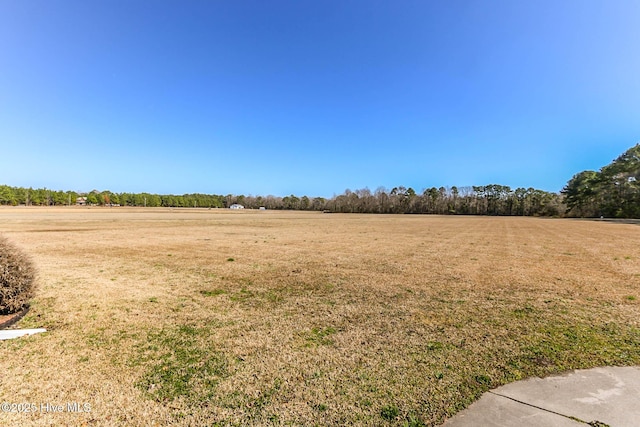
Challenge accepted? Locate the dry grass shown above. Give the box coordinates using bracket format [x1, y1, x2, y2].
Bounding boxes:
[0, 207, 639, 426]
[0, 235, 36, 314]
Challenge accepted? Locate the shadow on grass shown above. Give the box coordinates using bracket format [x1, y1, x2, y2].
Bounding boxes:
[573, 217, 640, 226]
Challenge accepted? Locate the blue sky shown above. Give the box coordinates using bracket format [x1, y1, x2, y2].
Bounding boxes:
[1, 1, 639, 197]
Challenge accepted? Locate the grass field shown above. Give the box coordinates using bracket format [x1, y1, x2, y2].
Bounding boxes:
[1, 207, 639, 426]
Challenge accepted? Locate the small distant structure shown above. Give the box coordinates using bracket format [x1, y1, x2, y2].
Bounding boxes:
[229, 203, 244, 210]
[76, 197, 87, 206]
[259, 206, 266, 210]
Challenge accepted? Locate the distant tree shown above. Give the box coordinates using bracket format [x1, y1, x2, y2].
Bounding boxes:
[224, 194, 234, 208]
[562, 171, 600, 217]
[14, 187, 29, 205]
[100, 191, 111, 206]
[599, 144, 640, 217]
[562, 144, 640, 218]
[65, 191, 78, 206]
[86, 192, 99, 205]
[299, 195, 310, 210]
[283, 194, 300, 210]
[0, 186, 16, 205]
[375, 187, 390, 213]
[50, 190, 67, 205]
[449, 186, 459, 213]
[310, 197, 326, 211]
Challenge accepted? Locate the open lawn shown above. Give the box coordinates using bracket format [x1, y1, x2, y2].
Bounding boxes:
[1, 207, 639, 426]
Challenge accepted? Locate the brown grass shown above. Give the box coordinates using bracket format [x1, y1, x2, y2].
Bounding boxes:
[0, 207, 639, 426]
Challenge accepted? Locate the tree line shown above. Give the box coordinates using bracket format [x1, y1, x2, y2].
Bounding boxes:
[320, 185, 563, 216]
[1, 143, 638, 217]
[562, 144, 640, 218]
[0, 187, 228, 209]
[0, 184, 563, 216]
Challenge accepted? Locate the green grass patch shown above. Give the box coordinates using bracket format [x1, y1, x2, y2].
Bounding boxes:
[312, 403, 328, 412]
[228, 287, 255, 302]
[518, 322, 640, 373]
[304, 326, 337, 347]
[134, 324, 229, 405]
[216, 378, 283, 422]
[425, 341, 443, 351]
[380, 404, 399, 421]
[200, 289, 226, 297]
[513, 304, 535, 317]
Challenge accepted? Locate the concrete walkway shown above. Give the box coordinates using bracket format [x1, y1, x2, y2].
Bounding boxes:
[442, 366, 640, 427]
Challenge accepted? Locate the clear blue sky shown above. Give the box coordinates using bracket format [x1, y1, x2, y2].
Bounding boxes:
[1, 1, 639, 197]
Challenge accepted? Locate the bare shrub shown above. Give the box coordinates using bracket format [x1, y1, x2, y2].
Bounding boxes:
[0, 236, 36, 314]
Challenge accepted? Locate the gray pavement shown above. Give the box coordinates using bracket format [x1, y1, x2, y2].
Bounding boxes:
[442, 366, 640, 427]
